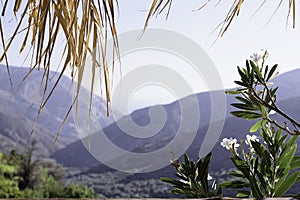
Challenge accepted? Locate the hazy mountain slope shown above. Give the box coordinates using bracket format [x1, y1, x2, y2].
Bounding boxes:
[0, 65, 114, 154]
[52, 69, 300, 168]
[84, 94, 300, 173]
[52, 90, 214, 167]
[0, 111, 70, 155]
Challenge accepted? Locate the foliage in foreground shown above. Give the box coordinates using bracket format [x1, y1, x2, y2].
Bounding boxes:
[0, 145, 97, 198]
[0, 152, 22, 197]
[161, 51, 300, 198]
[226, 50, 300, 135]
[160, 152, 220, 198]
[221, 50, 300, 197]
[220, 126, 300, 197]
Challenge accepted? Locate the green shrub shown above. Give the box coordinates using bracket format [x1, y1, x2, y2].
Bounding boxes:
[160, 152, 220, 198]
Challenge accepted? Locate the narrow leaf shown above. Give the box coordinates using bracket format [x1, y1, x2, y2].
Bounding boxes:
[231, 111, 261, 120]
[266, 64, 278, 81]
[250, 120, 262, 132]
[274, 171, 300, 197]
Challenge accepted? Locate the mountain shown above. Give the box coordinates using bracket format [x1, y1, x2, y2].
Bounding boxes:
[0, 65, 114, 155]
[51, 68, 300, 197]
[53, 68, 300, 166]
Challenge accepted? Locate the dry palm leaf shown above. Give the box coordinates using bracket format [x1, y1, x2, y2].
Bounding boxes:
[0, 0, 119, 146]
[207, 0, 296, 37]
[145, 0, 296, 36]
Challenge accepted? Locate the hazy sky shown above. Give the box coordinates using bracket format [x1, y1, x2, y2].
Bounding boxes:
[2, 1, 300, 112]
[114, 1, 300, 112]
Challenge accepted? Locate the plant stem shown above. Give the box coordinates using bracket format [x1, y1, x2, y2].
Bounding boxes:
[249, 90, 300, 135]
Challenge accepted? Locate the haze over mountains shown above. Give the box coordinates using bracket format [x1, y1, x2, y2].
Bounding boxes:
[0, 65, 114, 154]
[0, 65, 300, 197]
[52, 67, 300, 168]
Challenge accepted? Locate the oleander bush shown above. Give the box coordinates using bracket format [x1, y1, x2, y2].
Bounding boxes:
[161, 50, 300, 198]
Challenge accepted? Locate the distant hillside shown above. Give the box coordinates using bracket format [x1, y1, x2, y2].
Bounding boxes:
[69, 95, 300, 171]
[0, 65, 114, 154]
[53, 68, 300, 168]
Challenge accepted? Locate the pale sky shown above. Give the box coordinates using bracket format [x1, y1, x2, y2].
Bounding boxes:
[1, 1, 300, 113]
[114, 0, 300, 112]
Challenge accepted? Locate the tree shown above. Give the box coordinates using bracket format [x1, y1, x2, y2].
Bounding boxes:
[8, 139, 64, 191]
[62, 183, 98, 198]
[9, 140, 42, 190]
[0, 147, 98, 198]
[0, 152, 22, 198]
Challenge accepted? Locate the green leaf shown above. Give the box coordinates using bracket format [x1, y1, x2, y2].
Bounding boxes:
[274, 171, 300, 197]
[266, 64, 278, 81]
[278, 144, 297, 169]
[229, 170, 246, 178]
[265, 87, 278, 104]
[231, 111, 261, 120]
[160, 177, 186, 187]
[290, 156, 300, 170]
[248, 175, 263, 198]
[225, 90, 241, 95]
[251, 141, 271, 165]
[277, 134, 288, 149]
[246, 60, 250, 73]
[198, 153, 211, 180]
[285, 136, 298, 149]
[231, 103, 258, 111]
[250, 60, 263, 82]
[183, 153, 189, 164]
[220, 180, 250, 188]
[236, 190, 250, 197]
[250, 120, 262, 132]
[238, 66, 249, 84]
[235, 96, 252, 105]
[234, 80, 248, 87]
[263, 65, 269, 79]
[254, 168, 267, 193]
[231, 156, 251, 178]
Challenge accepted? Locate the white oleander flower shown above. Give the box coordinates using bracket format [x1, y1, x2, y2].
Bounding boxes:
[221, 137, 240, 150]
[207, 173, 213, 181]
[250, 49, 269, 65]
[269, 109, 276, 115]
[250, 52, 262, 63]
[245, 134, 259, 146]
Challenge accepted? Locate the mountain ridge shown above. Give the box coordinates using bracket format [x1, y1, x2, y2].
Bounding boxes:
[52, 67, 300, 168]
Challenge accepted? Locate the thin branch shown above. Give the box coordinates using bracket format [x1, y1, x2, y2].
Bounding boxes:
[249, 89, 300, 132]
[266, 117, 300, 135]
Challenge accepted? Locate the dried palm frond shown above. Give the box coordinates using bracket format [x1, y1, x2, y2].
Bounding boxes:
[205, 0, 296, 37]
[144, 0, 173, 29]
[146, 0, 296, 36]
[0, 0, 119, 145]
